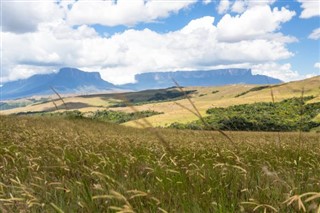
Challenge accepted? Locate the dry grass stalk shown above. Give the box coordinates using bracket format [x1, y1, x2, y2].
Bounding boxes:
[50, 86, 68, 110]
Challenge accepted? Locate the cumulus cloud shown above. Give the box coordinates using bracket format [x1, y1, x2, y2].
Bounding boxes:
[1, 1, 302, 84]
[1, 1, 64, 33]
[308, 28, 320, 40]
[1, 65, 57, 83]
[1, 0, 196, 33]
[66, 0, 196, 27]
[2, 10, 296, 84]
[217, 5, 296, 42]
[252, 63, 300, 82]
[203, 0, 212, 5]
[297, 0, 320, 19]
[228, 0, 276, 14]
[315, 63, 320, 69]
[217, 0, 230, 14]
[231, 0, 246, 13]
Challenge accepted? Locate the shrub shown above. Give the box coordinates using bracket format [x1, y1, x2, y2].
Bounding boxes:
[91, 110, 163, 124]
[170, 96, 320, 132]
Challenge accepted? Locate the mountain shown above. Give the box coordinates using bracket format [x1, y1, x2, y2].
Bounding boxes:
[122, 69, 282, 90]
[1, 67, 282, 100]
[1, 68, 117, 100]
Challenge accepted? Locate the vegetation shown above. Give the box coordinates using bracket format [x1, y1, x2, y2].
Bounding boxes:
[1, 77, 319, 211]
[2, 77, 319, 128]
[1, 115, 320, 212]
[79, 88, 196, 107]
[0, 102, 34, 111]
[15, 110, 163, 124]
[90, 110, 163, 124]
[170, 97, 320, 131]
[235, 85, 270, 98]
[109, 90, 196, 107]
[147, 90, 195, 102]
[0, 98, 50, 110]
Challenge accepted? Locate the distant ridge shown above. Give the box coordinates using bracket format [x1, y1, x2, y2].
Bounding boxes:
[121, 69, 282, 90]
[1, 68, 117, 100]
[1, 68, 282, 100]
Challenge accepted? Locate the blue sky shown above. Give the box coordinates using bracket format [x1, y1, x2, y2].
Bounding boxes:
[1, 0, 319, 84]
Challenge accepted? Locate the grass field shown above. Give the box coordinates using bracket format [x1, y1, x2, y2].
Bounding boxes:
[2, 76, 318, 128]
[1, 115, 320, 212]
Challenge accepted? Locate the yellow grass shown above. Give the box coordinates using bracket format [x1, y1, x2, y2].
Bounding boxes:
[1, 96, 109, 114]
[1, 76, 319, 127]
[122, 76, 320, 127]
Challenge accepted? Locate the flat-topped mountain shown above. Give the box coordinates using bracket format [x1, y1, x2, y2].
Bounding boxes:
[1, 68, 117, 100]
[122, 69, 282, 90]
[1, 68, 282, 100]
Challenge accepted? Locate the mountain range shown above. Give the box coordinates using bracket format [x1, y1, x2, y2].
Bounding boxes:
[1, 67, 282, 100]
[124, 69, 281, 90]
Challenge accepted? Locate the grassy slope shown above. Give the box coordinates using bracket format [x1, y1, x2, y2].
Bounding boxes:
[122, 76, 320, 127]
[0, 88, 188, 114]
[1, 115, 320, 212]
[1, 96, 110, 114]
[1, 76, 319, 127]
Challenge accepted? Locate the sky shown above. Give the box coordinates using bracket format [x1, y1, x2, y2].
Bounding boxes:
[0, 0, 319, 85]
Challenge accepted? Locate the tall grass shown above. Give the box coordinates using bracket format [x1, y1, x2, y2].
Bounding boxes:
[0, 115, 319, 212]
[1, 83, 319, 212]
[50, 87, 68, 110]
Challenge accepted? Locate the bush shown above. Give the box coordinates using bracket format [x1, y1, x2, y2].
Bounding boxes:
[170, 96, 320, 132]
[91, 110, 162, 124]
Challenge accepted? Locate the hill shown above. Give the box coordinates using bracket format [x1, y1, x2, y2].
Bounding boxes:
[119, 76, 320, 127]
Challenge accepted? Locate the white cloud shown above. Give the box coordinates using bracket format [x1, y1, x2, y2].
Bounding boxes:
[39, 20, 99, 40]
[217, 0, 230, 14]
[297, 0, 320, 19]
[246, 0, 276, 7]
[230, 0, 276, 14]
[231, 0, 246, 13]
[203, 0, 212, 5]
[58, 0, 77, 10]
[305, 73, 317, 79]
[1, 1, 302, 85]
[1, 0, 196, 33]
[181, 16, 215, 34]
[2, 1, 64, 33]
[308, 28, 320, 40]
[1, 65, 57, 83]
[217, 5, 296, 42]
[66, 0, 196, 27]
[315, 63, 320, 69]
[252, 63, 300, 82]
[2, 12, 297, 84]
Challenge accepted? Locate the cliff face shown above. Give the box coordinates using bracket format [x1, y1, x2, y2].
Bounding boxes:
[1, 68, 282, 100]
[1, 68, 116, 100]
[123, 69, 282, 90]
